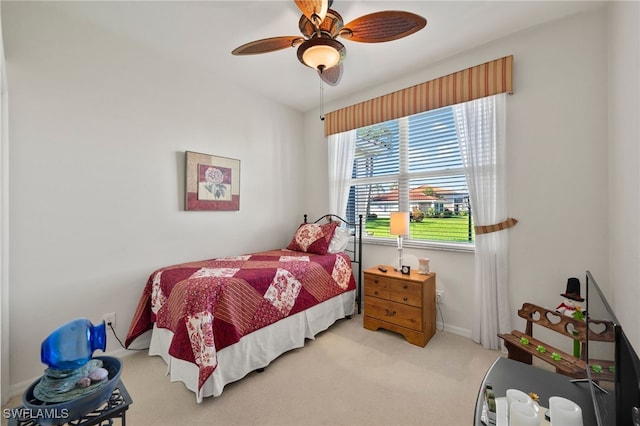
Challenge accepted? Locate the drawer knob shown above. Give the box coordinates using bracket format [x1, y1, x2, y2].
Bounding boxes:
[403, 296, 408, 301]
[374, 279, 379, 284]
[374, 291, 379, 295]
[403, 284, 408, 289]
[385, 308, 397, 317]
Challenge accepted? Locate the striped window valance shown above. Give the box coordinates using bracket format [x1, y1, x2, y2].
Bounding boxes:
[324, 55, 513, 136]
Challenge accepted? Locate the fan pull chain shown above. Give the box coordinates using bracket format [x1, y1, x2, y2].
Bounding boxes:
[319, 78, 325, 121]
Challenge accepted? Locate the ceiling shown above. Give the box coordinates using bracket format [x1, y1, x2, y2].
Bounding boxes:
[45, 1, 604, 112]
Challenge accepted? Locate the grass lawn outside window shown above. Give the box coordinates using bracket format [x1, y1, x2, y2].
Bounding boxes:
[365, 216, 475, 243]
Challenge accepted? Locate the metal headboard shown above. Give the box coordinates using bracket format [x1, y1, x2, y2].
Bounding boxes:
[303, 213, 363, 314]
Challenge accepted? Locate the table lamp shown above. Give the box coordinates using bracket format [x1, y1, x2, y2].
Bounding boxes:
[390, 212, 410, 271]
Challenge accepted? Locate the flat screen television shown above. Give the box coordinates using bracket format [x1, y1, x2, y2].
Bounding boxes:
[585, 270, 640, 426]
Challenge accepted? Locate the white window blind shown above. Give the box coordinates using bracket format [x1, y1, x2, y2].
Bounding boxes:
[345, 106, 474, 245]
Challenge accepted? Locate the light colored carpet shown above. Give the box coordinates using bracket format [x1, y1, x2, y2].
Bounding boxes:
[3, 315, 503, 425]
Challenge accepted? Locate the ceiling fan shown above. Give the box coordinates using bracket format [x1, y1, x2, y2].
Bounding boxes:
[231, 0, 427, 86]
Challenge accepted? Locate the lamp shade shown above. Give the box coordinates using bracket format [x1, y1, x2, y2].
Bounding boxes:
[390, 212, 410, 236]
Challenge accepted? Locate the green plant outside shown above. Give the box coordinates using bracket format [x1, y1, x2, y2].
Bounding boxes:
[365, 216, 475, 243]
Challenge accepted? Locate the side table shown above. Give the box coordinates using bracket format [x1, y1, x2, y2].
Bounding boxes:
[475, 357, 596, 426]
[7, 380, 132, 426]
[363, 265, 436, 346]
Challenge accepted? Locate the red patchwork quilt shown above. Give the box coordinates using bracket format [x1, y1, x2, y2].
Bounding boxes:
[125, 249, 355, 390]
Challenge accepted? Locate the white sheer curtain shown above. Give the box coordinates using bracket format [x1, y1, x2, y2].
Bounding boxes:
[453, 94, 511, 350]
[327, 130, 356, 219]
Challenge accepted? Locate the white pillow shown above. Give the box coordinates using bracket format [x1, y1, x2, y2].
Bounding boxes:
[327, 227, 350, 253]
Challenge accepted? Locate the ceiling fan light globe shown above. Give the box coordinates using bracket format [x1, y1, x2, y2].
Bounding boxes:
[304, 45, 340, 69]
[297, 38, 345, 71]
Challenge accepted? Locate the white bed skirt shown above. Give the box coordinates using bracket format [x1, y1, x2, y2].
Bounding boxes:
[149, 289, 356, 403]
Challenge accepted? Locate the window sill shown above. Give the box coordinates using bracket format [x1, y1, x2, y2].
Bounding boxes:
[358, 236, 475, 253]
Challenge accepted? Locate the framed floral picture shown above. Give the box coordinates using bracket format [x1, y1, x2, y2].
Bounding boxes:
[185, 151, 240, 211]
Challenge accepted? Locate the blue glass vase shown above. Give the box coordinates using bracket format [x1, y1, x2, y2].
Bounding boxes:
[41, 318, 106, 370]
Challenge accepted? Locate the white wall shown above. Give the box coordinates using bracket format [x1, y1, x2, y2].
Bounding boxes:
[608, 1, 640, 349]
[2, 2, 306, 395]
[304, 8, 612, 344]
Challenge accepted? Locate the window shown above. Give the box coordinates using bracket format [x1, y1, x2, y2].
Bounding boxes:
[345, 106, 474, 246]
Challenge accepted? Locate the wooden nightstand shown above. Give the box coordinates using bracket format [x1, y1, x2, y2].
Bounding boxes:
[363, 265, 436, 347]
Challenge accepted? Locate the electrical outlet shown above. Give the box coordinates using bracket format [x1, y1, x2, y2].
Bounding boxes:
[436, 290, 444, 303]
[102, 312, 116, 328]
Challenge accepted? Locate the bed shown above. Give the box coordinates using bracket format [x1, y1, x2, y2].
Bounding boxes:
[125, 214, 362, 402]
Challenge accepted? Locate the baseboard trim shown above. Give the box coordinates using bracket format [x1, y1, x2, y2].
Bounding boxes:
[436, 321, 472, 339]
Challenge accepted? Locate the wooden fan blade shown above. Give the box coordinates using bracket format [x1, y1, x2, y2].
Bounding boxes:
[294, 0, 329, 26]
[232, 36, 304, 55]
[318, 63, 342, 86]
[341, 11, 426, 43]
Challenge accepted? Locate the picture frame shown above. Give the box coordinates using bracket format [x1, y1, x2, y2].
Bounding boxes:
[185, 151, 240, 211]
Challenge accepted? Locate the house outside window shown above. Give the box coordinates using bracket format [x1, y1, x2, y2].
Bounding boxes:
[345, 105, 474, 247]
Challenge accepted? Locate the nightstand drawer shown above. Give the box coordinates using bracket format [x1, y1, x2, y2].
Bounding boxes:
[364, 274, 392, 289]
[364, 283, 390, 300]
[364, 298, 423, 331]
[387, 281, 422, 307]
[365, 274, 422, 307]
